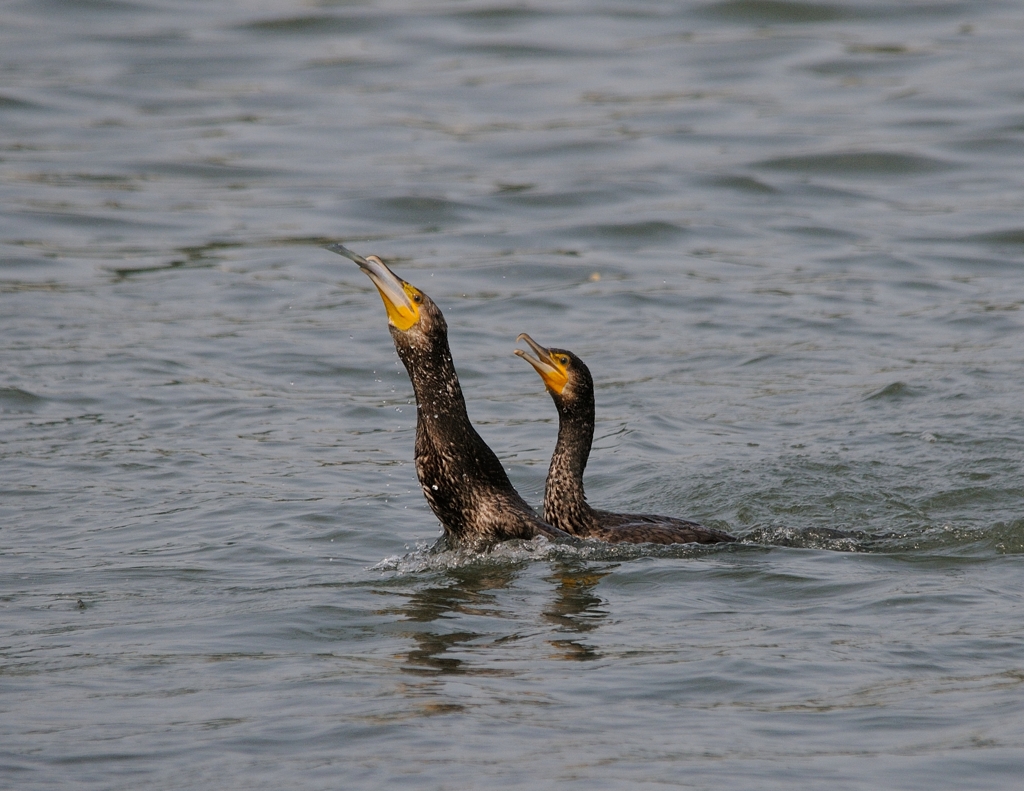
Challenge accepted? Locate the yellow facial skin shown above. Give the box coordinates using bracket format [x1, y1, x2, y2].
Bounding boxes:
[515, 333, 569, 395]
[361, 255, 422, 331]
[375, 275, 423, 331]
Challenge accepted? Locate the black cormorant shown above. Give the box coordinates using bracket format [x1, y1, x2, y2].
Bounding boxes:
[515, 333, 736, 545]
[329, 245, 571, 547]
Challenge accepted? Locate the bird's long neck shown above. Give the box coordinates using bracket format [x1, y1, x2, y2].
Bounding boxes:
[394, 329, 508, 487]
[398, 335, 472, 433]
[393, 334, 485, 454]
[544, 394, 595, 530]
[394, 325, 547, 545]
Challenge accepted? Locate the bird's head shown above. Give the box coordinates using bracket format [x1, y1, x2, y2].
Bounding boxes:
[514, 333, 593, 411]
[328, 243, 446, 347]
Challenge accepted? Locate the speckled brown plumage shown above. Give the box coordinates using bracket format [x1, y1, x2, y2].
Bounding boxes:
[330, 245, 570, 548]
[516, 335, 737, 546]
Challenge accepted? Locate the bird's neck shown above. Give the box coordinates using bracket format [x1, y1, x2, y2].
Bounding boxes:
[397, 338, 474, 437]
[544, 400, 595, 529]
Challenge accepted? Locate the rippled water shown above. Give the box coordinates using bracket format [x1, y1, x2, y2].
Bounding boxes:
[3, 1, 1024, 788]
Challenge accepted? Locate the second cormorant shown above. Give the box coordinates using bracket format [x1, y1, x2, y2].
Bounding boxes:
[329, 244, 570, 548]
[515, 333, 736, 545]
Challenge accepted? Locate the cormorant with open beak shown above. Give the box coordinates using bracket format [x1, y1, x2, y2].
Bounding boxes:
[329, 245, 570, 547]
[515, 333, 736, 545]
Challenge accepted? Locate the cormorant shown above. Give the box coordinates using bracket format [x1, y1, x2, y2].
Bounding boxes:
[329, 244, 571, 547]
[515, 333, 737, 545]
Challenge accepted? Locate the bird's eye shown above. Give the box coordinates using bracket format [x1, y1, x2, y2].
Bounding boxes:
[559, 356, 568, 365]
[412, 293, 422, 303]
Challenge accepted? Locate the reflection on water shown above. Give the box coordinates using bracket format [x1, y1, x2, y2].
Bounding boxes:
[382, 563, 524, 676]
[543, 563, 613, 662]
[380, 559, 613, 674]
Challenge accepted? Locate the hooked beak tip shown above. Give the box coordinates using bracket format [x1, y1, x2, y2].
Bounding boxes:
[325, 243, 370, 267]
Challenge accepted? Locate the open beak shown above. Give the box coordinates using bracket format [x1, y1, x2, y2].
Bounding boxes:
[327, 243, 420, 331]
[515, 333, 569, 394]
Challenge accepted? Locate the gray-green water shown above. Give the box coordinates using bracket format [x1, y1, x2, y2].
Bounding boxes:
[3, 1, 1024, 788]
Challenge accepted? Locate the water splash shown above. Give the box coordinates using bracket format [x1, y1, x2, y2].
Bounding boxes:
[370, 534, 744, 575]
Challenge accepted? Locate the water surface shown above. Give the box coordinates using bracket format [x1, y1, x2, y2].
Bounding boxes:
[3, 1, 1024, 788]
